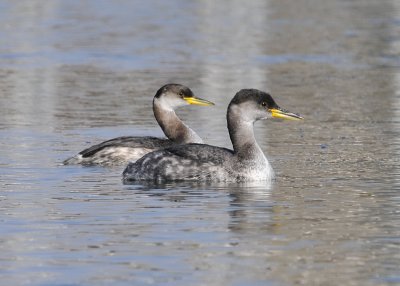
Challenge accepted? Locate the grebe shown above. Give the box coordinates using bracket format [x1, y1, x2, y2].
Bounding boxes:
[63, 84, 214, 166]
[123, 89, 302, 182]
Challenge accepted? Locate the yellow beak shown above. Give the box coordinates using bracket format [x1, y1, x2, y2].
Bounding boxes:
[269, 108, 303, 120]
[183, 96, 215, 106]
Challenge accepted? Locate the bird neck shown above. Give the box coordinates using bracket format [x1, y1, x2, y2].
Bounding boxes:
[227, 105, 264, 160]
[153, 99, 202, 144]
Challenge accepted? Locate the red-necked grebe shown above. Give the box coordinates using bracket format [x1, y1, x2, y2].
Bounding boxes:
[63, 84, 214, 166]
[123, 89, 303, 182]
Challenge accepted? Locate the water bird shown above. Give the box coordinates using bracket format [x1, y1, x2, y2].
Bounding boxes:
[123, 89, 303, 182]
[63, 84, 214, 166]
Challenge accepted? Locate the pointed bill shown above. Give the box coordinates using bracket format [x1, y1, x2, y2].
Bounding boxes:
[270, 108, 303, 120]
[183, 96, 215, 106]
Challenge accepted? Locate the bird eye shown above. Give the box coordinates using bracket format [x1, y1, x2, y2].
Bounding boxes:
[178, 91, 184, 97]
[261, 102, 267, 107]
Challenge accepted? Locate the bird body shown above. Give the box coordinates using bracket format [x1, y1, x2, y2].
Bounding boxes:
[64, 136, 172, 166]
[123, 143, 272, 182]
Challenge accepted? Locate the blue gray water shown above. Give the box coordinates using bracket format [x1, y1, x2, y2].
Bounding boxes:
[1, 1, 400, 285]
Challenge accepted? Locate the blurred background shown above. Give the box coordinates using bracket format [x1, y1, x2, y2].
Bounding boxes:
[0, 1, 399, 285]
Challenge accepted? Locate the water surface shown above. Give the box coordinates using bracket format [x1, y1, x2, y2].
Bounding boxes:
[1, 0, 400, 285]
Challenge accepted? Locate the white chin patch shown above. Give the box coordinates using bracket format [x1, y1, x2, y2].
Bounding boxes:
[160, 95, 186, 109]
[261, 114, 272, 120]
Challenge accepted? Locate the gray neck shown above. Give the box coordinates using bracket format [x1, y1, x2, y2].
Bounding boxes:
[227, 105, 264, 160]
[153, 99, 203, 144]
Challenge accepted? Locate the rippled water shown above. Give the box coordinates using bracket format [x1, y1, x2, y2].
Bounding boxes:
[1, 0, 400, 285]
